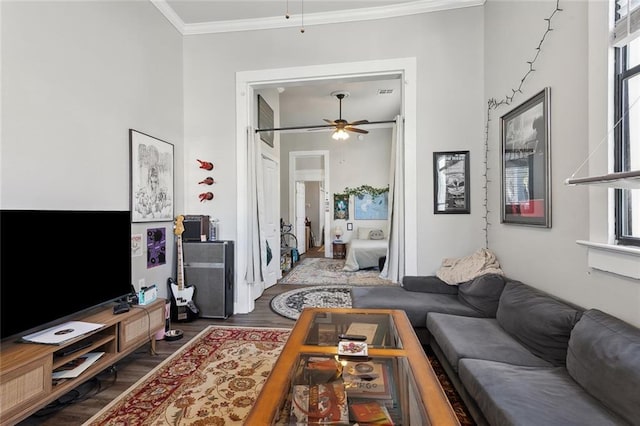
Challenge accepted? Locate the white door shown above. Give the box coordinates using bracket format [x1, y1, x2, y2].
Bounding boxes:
[295, 181, 306, 255]
[262, 154, 279, 287]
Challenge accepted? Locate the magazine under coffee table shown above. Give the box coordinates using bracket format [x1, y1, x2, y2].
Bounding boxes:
[246, 307, 460, 425]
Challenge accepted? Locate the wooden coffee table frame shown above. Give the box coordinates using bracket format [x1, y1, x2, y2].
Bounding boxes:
[246, 307, 460, 425]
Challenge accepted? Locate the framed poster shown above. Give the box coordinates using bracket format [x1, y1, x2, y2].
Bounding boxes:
[334, 194, 349, 220]
[433, 151, 470, 214]
[130, 129, 174, 223]
[258, 94, 274, 147]
[500, 88, 551, 227]
[354, 193, 388, 220]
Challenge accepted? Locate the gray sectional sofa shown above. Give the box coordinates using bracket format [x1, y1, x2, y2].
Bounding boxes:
[351, 277, 640, 425]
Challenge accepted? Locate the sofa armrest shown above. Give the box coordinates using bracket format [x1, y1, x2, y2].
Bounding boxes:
[402, 276, 459, 294]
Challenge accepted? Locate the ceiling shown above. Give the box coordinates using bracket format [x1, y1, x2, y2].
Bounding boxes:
[154, 0, 481, 134]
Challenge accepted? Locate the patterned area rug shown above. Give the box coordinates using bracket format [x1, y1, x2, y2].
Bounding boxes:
[278, 257, 394, 285]
[84, 326, 291, 425]
[84, 326, 474, 425]
[270, 285, 352, 320]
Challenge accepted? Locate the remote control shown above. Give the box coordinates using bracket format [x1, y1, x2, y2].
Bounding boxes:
[338, 334, 367, 341]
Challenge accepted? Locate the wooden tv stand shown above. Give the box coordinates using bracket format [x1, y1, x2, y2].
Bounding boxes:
[0, 298, 165, 426]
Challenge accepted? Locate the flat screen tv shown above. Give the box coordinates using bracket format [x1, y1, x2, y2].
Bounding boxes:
[0, 209, 132, 341]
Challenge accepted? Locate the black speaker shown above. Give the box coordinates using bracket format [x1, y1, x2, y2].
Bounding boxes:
[183, 215, 210, 242]
[182, 241, 234, 319]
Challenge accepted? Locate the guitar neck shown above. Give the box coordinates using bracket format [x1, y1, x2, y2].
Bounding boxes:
[176, 236, 185, 291]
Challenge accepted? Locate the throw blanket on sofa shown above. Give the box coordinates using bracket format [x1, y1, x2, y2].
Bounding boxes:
[436, 248, 504, 285]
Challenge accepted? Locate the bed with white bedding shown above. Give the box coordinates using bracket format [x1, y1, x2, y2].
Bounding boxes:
[342, 237, 388, 272]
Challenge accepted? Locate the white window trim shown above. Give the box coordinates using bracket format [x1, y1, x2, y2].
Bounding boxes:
[577, 240, 640, 279]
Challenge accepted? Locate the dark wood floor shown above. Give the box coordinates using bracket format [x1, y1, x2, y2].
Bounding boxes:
[18, 262, 323, 425]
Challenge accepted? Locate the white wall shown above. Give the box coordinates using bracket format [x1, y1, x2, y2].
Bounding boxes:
[0, 1, 184, 298]
[485, 0, 640, 327]
[183, 8, 486, 311]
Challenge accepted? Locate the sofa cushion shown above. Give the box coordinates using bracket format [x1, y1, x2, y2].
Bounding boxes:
[496, 281, 582, 366]
[459, 359, 627, 426]
[457, 273, 506, 317]
[401, 276, 458, 294]
[350, 286, 481, 329]
[566, 309, 640, 425]
[427, 313, 552, 373]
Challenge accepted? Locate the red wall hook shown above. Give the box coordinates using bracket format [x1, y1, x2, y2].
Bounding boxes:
[197, 159, 214, 170]
[198, 176, 215, 185]
[199, 192, 214, 202]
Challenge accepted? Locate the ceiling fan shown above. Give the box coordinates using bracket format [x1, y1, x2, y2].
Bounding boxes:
[324, 91, 369, 140]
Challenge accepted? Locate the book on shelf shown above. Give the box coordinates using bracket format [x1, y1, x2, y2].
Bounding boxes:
[289, 382, 349, 425]
[52, 352, 105, 379]
[342, 360, 392, 400]
[350, 400, 395, 425]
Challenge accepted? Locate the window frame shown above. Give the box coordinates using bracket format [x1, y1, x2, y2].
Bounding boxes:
[613, 42, 640, 247]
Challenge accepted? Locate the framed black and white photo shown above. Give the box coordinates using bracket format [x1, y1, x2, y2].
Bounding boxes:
[500, 87, 551, 227]
[258, 94, 274, 147]
[130, 129, 174, 223]
[433, 151, 470, 214]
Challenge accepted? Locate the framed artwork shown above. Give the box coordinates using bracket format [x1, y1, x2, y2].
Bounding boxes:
[354, 193, 388, 220]
[130, 129, 174, 223]
[334, 194, 349, 220]
[433, 151, 470, 214]
[500, 87, 551, 227]
[258, 94, 274, 147]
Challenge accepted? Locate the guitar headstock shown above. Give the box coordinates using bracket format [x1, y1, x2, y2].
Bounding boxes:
[174, 215, 185, 237]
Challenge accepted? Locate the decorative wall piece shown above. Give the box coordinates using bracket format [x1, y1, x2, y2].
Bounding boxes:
[433, 151, 470, 214]
[355, 193, 388, 220]
[197, 159, 214, 170]
[500, 87, 551, 227]
[258, 94, 274, 147]
[130, 129, 174, 223]
[198, 176, 215, 185]
[146, 227, 166, 268]
[199, 192, 214, 202]
[334, 194, 349, 219]
[131, 234, 143, 257]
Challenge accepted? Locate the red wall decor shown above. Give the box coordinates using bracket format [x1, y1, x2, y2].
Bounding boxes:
[199, 192, 214, 202]
[198, 176, 215, 185]
[197, 159, 214, 170]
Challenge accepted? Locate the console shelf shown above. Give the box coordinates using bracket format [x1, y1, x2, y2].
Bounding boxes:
[0, 299, 165, 426]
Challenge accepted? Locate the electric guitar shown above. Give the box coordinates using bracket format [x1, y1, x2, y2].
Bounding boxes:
[168, 215, 199, 322]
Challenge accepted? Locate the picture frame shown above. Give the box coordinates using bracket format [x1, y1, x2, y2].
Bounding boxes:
[433, 151, 470, 214]
[258, 94, 274, 147]
[334, 194, 349, 220]
[130, 129, 174, 223]
[354, 193, 389, 220]
[500, 87, 551, 227]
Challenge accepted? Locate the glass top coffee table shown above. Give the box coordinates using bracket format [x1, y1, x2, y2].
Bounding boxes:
[245, 307, 460, 425]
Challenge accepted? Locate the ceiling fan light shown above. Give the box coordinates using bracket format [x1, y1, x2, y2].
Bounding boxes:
[332, 129, 349, 140]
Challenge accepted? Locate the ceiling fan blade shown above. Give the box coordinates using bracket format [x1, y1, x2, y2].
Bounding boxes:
[348, 120, 369, 126]
[346, 127, 369, 134]
[323, 118, 336, 125]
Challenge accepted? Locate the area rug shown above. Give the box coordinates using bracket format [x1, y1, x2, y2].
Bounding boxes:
[84, 326, 291, 425]
[270, 285, 352, 320]
[278, 257, 394, 286]
[84, 325, 474, 426]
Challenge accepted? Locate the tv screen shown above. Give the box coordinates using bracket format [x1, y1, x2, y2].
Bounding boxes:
[0, 209, 132, 341]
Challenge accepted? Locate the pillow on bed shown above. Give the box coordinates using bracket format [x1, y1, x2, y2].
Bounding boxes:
[357, 227, 374, 239]
[369, 229, 385, 240]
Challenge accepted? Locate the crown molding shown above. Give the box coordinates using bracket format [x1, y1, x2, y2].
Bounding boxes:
[151, 0, 485, 35]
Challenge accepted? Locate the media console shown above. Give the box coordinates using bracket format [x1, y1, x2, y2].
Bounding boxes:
[0, 298, 165, 425]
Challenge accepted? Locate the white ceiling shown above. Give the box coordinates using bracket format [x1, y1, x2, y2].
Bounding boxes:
[155, 0, 480, 132]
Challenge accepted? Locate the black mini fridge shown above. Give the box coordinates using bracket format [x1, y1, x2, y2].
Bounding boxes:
[182, 240, 234, 319]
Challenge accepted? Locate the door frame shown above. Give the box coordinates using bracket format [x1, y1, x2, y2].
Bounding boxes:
[236, 58, 417, 314]
[289, 150, 331, 258]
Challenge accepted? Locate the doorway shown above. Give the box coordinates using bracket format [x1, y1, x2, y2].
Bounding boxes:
[235, 58, 418, 314]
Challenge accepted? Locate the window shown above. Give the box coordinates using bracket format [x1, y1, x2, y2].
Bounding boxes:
[614, 2, 640, 247]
